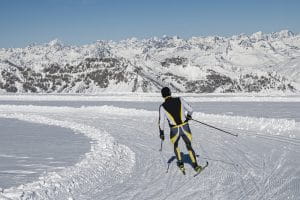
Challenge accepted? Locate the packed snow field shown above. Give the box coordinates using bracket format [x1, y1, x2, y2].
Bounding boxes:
[0, 118, 91, 189]
[0, 94, 300, 200]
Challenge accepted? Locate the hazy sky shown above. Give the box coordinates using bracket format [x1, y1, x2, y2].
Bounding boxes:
[0, 0, 299, 48]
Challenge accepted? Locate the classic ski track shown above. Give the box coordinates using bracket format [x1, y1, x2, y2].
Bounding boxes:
[216, 142, 251, 198]
[187, 125, 255, 199]
[198, 127, 261, 195]
[261, 153, 288, 199]
[223, 134, 262, 195]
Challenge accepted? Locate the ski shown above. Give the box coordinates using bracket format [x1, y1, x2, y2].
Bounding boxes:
[194, 161, 209, 177]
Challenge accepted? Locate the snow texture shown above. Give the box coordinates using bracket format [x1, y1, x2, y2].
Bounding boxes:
[0, 94, 300, 199]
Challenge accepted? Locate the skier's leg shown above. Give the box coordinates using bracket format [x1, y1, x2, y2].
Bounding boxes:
[170, 127, 183, 166]
[173, 137, 182, 163]
[181, 124, 198, 168]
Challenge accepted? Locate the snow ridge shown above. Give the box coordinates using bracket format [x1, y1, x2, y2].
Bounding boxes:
[0, 113, 135, 200]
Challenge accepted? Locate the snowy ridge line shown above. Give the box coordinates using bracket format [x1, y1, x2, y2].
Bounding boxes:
[1, 30, 300, 93]
[0, 104, 296, 137]
[0, 94, 300, 102]
[0, 105, 154, 117]
[0, 113, 135, 200]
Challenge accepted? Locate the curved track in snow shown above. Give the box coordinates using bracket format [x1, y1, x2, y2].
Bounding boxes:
[0, 105, 300, 200]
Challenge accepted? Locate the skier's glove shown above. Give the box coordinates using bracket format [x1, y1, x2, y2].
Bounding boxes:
[159, 130, 165, 141]
[186, 114, 192, 121]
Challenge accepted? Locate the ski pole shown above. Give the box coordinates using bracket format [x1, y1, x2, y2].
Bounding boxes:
[159, 140, 163, 151]
[191, 119, 238, 137]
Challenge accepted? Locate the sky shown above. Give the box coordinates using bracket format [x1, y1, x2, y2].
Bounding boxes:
[0, 0, 299, 48]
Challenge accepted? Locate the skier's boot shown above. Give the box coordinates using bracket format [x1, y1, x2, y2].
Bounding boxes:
[194, 165, 203, 173]
[177, 161, 185, 175]
[192, 163, 202, 173]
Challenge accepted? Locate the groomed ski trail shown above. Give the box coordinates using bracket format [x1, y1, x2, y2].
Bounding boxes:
[0, 105, 300, 200]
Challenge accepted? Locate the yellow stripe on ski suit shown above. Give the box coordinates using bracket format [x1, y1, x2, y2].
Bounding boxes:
[165, 110, 176, 126]
[182, 128, 196, 163]
[176, 147, 182, 160]
[170, 128, 179, 144]
[182, 128, 192, 141]
[170, 129, 182, 160]
[188, 150, 196, 163]
[172, 122, 187, 129]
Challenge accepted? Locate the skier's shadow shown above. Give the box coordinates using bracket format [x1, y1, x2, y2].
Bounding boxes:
[167, 153, 200, 168]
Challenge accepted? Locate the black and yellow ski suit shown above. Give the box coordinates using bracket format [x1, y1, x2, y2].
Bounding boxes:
[159, 96, 198, 167]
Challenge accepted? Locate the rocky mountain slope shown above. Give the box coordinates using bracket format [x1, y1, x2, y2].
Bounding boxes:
[0, 30, 300, 93]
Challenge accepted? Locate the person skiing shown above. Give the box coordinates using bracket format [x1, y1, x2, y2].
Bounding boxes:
[159, 87, 202, 173]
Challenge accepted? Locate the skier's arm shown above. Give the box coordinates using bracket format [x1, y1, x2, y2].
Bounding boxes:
[181, 97, 193, 119]
[158, 105, 165, 140]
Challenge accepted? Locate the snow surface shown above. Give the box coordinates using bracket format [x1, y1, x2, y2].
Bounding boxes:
[0, 94, 299, 199]
[0, 118, 90, 189]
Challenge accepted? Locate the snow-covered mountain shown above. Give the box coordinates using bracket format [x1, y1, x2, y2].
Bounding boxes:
[0, 30, 300, 93]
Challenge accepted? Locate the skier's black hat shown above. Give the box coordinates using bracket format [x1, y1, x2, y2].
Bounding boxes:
[161, 87, 171, 98]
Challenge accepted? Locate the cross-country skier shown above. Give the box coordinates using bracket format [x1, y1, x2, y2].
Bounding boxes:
[159, 87, 202, 173]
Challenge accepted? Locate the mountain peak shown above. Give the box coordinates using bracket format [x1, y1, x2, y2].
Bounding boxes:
[251, 31, 266, 41]
[47, 39, 63, 47]
[276, 30, 294, 38]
